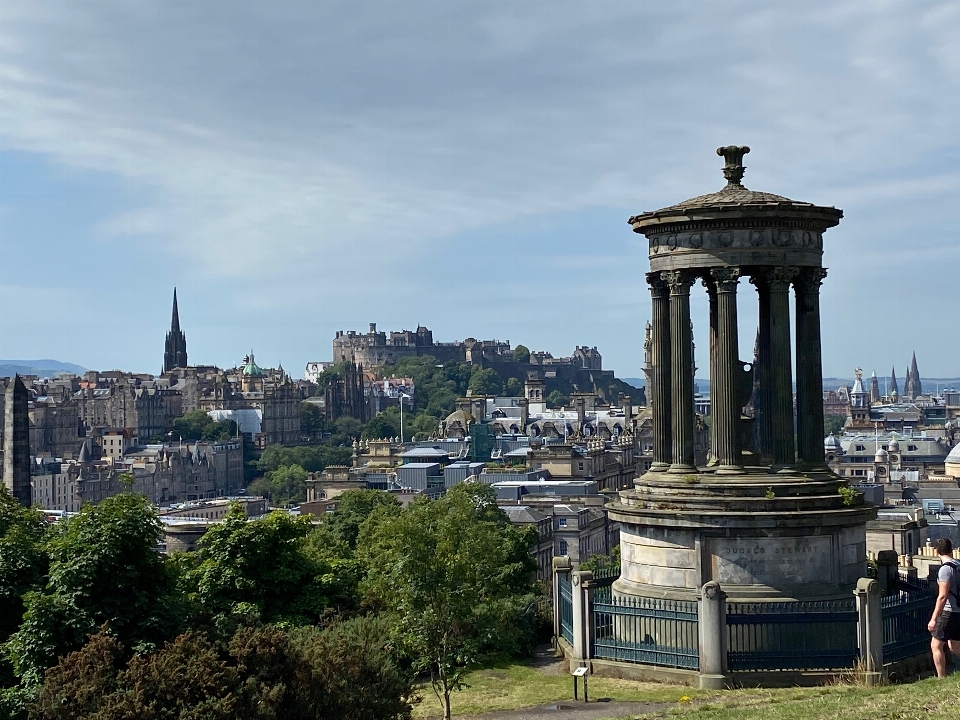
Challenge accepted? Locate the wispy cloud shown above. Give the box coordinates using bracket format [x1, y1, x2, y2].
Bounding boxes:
[0, 1, 957, 375]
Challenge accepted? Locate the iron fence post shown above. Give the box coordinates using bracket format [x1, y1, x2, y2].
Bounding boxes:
[855, 577, 884, 685]
[698, 581, 727, 689]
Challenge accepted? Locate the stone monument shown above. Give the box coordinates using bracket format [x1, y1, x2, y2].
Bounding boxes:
[611, 147, 876, 602]
[3, 375, 32, 506]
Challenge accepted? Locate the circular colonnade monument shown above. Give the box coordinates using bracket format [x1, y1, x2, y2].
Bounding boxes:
[611, 147, 876, 603]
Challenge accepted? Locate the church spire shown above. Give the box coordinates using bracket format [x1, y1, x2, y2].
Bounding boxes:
[909, 352, 921, 398]
[163, 288, 188, 373]
[171, 287, 181, 333]
[889, 366, 899, 397]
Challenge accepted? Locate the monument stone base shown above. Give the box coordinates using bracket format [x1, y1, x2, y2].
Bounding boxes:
[609, 467, 877, 603]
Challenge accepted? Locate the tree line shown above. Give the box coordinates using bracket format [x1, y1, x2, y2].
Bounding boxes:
[0, 482, 542, 720]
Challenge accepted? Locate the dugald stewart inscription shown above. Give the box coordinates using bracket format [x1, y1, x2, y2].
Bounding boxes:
[710, 537, 833, 586]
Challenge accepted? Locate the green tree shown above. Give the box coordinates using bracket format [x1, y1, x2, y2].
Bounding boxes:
[504, 377, 523, 397]
[34, 618, 414, 720]
[299, 402, 324, 439]
[5, 494, 181, 688]
[171, 410, 237, 442]
[255, 444, 351, 474]
[362, 407, 401, 440]
[182, 505, 360, 626]
[468, 367, 502, 396]
[546, 390, 568, 408]
[247, 464, 309, 507]
[324, 490, 402, 549]
[513, 345, 530, 363]
[824, 414, 846, 437]
[358, 483, 538, 720]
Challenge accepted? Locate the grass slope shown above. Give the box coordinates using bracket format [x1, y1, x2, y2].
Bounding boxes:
[413, 661, 960, 720]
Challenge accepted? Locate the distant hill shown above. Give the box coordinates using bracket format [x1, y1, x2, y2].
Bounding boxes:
[0, 359, 87, 379]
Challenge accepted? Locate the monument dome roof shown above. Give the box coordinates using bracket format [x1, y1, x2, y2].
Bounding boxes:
[629, 146, 841, 225]
[242, 351, 263, 377]
[824, 435, 842, 451]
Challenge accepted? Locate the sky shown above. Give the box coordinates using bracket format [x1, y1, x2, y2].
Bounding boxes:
[0, 1, 958, 380]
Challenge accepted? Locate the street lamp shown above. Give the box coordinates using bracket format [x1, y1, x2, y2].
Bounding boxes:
[399, 392, 412, 444]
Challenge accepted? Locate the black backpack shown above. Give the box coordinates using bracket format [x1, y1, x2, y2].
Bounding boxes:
[945, 560, 960, 608]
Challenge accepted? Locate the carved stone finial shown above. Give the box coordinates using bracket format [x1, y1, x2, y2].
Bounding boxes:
[716, 145, 750, 187]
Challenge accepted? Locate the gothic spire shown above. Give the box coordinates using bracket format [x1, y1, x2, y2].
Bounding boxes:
[163, 288, 188, 372]
[171, 287, 181, 333]
[909, 352, 921, 398]
[889, 366, 899, 396]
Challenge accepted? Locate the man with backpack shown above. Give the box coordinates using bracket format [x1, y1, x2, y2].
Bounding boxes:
[928, 537, 960, 678]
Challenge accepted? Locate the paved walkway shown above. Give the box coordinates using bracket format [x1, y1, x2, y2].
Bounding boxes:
[447, 699, 670, 720]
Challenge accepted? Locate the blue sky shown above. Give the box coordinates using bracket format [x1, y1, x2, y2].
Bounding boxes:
[0, 1, 958, 379]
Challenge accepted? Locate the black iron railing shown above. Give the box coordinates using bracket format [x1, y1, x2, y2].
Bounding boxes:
[882, 576, 937, 663]
[592, 594, 699, 669]
[727, 599, 859, 671]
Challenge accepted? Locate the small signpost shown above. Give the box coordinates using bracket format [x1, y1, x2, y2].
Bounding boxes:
[572, 666, 588, 702]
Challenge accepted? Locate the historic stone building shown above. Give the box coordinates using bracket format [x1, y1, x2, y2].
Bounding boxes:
[30, 437, 245, 510]
[324, 361, 367, 422]
[198, 352, 301, 447]
[163, 288, 188, 373]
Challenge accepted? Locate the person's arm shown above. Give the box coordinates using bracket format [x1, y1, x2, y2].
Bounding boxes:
[928, 577, 951, 632]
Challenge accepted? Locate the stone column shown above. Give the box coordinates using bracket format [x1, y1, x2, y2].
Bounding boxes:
[698, 581, 727, 690]
[704, 277, 718, 466]
[3, 375, 32, 507]
[750, 275, 774, 464]
[768, 267, 799, 469]
[710, 268, 743, 473]
[854, 577, 884, 685]
[662, 270, 697, 473]
[553, 555, 572, 644]
[794, 268, 828, 468]
[570, 570, 594, 668]
[648, 273, 672, 472]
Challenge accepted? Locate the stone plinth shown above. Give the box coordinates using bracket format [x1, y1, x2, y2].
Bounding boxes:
[609, 468, 876, 602]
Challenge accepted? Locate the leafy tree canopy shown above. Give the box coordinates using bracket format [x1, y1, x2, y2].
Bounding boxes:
[5, 494, 181, 687]
[324, 489, 402, 549]
[546, 390, 569, 408]
[171, 410, 237, 442]
[357, 483, 538, 720]
[824, 413, 846, 437]
[181, 505, 361, 626]
[468, 367, 503, 397]
[299, 402, 325, 437]
[247, 464, 309, 507]
[505, 377, 523, 397]
[513, 345, 531, 363]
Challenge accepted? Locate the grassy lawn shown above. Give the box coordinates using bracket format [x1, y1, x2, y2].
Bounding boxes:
[412, 659, 960, 719]
[412, 661, 708, 717]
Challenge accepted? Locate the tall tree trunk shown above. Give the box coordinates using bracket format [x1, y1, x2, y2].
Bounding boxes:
[441, 666, 452, 720]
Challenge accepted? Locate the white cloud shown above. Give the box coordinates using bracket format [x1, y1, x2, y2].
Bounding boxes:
[0, 0, 958, 375]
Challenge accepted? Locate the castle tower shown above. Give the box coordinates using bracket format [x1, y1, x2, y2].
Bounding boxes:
[163, 288, 188, 372]
[3, 375, 32, 506]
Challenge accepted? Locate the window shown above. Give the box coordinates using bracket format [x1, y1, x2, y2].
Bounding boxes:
[908, 445, 917, 452]
[558, 518, 567, 527]
[854, 469, 864, 476]
[578, 463, 584, 471]
[559, 540, 568, 555]
[856, 445, 865, 451]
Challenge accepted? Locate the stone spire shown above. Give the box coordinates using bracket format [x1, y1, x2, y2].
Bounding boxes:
[889, 366, 899, 397]
[869, 370, 880, 404]
[909, 352, 921, 399]
[3, 375, 31, 506]
[163, 288, 188, 373]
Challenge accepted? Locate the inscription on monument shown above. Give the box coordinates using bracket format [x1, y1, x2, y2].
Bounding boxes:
[710, 537, 833, 586]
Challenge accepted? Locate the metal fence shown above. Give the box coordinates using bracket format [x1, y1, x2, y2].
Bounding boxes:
[882, 576, 937, 663]
[592, 594, 700, 669]
[558, 573, 573, 645]
[727, 599, 859, 671]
